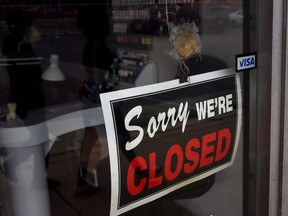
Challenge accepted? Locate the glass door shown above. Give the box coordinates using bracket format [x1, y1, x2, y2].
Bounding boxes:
[0, 0, 257, 216]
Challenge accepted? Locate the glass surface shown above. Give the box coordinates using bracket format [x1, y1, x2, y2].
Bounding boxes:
[0, 1, 244, 216]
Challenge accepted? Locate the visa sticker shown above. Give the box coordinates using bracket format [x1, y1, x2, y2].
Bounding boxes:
[235, 52, 257, 72]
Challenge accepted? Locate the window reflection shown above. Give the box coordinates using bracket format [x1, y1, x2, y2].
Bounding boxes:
[0, 1, 243, 216]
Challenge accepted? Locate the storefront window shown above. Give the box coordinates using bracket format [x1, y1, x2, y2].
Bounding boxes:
[0, 1, 244, 215]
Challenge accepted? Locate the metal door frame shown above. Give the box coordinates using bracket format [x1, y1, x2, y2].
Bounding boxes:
[243, 0, 288, 215]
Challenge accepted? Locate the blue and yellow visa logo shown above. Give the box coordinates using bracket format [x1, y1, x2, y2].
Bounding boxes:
[236, 52, 257, 72]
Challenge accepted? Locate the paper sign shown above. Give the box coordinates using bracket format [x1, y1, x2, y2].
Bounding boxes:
[100, 68, 242, 216]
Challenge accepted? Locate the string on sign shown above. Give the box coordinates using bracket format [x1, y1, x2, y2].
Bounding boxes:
[165, 0, 202, 83]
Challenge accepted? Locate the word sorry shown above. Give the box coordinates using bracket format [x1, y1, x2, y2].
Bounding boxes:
[124, 102, 190, 151]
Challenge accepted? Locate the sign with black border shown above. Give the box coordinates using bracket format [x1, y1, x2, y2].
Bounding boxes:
[100, 68, 242, 216]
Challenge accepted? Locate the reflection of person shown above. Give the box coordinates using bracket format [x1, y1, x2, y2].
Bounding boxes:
[2, 9, 44, 121]
[77, 0, 116, 84]
[182, 54, 228, 76]
[2, 9, 60, 189]
[74, 1, 116, 194]
[170, 54, 228, 199]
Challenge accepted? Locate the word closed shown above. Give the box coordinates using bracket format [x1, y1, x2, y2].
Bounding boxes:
[126, 128, 232, 196]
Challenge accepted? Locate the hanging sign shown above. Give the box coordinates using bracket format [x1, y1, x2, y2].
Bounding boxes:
[100, 68, 242, 216]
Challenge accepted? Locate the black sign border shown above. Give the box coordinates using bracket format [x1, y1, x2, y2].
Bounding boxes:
[100, 69, 242, 216]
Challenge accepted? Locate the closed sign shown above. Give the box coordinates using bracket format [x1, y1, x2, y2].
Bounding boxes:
[100, 68, 242, 216]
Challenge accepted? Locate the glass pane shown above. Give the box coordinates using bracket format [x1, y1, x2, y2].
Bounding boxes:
[0, 1, 244, 216]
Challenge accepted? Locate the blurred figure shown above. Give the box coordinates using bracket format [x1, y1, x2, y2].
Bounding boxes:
[2, 9, 44, 120]
[77, 0, 116, 84]
[2, 9, 60, 189]
[74, 1, 117, 195]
